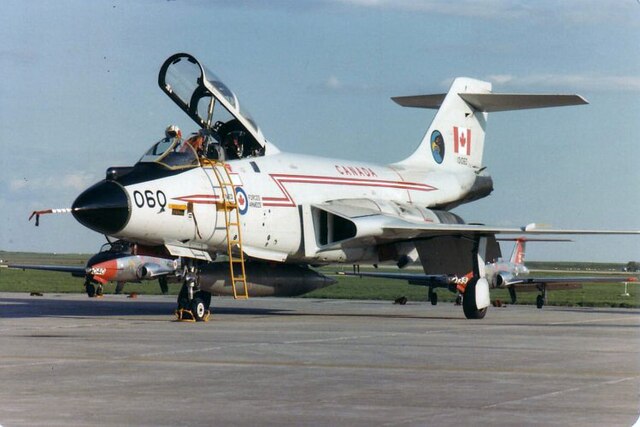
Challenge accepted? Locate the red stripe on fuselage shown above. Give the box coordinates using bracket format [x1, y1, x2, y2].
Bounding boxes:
[262, 173, 437, 207]
[175, 173, 437, 207]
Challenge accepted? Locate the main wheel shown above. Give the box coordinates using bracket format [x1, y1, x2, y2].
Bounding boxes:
[195, 291, 212, 311]
[536, 295, 545, 309]
[85, 283, 96, 298]
[462, 278, 487, 319]
[430, 292, 438, 306]
[191, 297, 207, 322]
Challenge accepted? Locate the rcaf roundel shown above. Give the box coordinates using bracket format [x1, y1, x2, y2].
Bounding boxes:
[235, 187, 248, 215]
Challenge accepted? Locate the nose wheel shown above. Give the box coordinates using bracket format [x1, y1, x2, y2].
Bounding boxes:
[175, 266, 212, 322]
[84, 280, 104, 298]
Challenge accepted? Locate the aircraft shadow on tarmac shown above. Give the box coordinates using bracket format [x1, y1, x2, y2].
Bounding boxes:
[0, 297, 288, 319]
[4, 296, 635, 323]
[0, 296, 463, 321]
[551, 307, 640, 316]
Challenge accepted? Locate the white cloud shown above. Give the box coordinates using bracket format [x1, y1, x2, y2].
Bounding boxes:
[330, 0, 639, 24]
[316, 75, 382, 94]
[325, 75, 343, 90]
[8, 172, 96, 193]
[332, 0, 526, 18]
[485, 74, 640, 92]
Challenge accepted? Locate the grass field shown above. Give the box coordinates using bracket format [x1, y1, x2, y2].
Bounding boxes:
[1, 251, 638, 308]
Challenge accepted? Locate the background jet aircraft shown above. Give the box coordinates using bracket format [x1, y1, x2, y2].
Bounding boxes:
[342, 237, 638, 308]
[31, 53, 638, 320]
[5, 240, 335, 298]
[5, 240, 177, 296]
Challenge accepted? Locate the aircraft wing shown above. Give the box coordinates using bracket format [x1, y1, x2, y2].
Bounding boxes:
[312, 200, 639, 251]
[505, 275, 637, 287]
[339, 271, 637, 294]
[5, 264, 86, 278]
[338, 270, 459, 288]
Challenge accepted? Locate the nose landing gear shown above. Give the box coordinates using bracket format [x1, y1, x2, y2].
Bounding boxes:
[175, 265, 212, 322]
[84, 279, 104, 298]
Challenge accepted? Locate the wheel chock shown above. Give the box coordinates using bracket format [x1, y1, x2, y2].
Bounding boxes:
[174, 308, 211, 322]
[175, 308, 196, 322]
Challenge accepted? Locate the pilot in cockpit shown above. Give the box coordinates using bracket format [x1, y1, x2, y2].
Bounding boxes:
[185, 129, 226, 161]
[184, 130, 205, 156]
[223, 131, 244, 160]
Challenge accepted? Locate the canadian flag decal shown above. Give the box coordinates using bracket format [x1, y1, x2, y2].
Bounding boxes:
[453, 126, 471, 156]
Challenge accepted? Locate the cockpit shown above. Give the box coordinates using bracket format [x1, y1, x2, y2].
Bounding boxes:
[138, 136, 200, 169]
[151, 53, 267, 168]
[136, 125, 265, 170]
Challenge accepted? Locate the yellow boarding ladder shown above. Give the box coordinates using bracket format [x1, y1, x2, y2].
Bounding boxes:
[210, 162, 249, 299]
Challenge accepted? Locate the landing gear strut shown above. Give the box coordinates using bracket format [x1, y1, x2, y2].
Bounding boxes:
[175, 263, 212, 322]
[158, 276, 169, 295]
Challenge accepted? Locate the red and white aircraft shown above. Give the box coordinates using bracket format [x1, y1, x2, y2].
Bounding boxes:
[38, 53, 637, 320]
[343, 237, 638, 310]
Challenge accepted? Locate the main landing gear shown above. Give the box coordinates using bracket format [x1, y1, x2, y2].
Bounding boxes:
[461, 236, 492, 320]
[462, 277, 488, 319]
[427, 287, 438, 306]
[175, 264, 212, 322]
[536, 284, 547, 309]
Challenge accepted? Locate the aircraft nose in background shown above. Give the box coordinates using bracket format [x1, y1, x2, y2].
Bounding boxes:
[72, 181, 130, 235]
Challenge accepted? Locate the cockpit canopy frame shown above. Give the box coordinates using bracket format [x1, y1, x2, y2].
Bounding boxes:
[158, 53, 267, 156]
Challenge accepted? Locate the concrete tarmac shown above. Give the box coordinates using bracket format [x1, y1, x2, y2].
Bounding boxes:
[0, 292, 638, 426]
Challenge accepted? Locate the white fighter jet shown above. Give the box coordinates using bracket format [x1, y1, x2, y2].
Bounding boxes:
[37, 53, 637, 320]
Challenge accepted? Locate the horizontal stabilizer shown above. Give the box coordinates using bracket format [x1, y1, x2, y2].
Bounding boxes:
[391, 93, 588, 112]
[459, 93, 588, 112]
[391, 94, 446, 109]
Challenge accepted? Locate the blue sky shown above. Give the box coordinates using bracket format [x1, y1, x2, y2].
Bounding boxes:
[0, 0, 638, 262]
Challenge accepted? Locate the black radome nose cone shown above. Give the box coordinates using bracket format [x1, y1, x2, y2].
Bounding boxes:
[72, 181, 130, 235]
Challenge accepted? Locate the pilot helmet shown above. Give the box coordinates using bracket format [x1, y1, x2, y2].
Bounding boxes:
[165, 124, 182, 139]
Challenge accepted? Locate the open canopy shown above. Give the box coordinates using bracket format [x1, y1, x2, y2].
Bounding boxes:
[158, 53, 267, 157]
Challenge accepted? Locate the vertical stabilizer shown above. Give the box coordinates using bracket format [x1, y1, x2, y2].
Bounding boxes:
[501, 237, 572, 265]
[393, 77, 492, 172]
[510, 238, 527, 265]
[391, 78, 587, 171]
